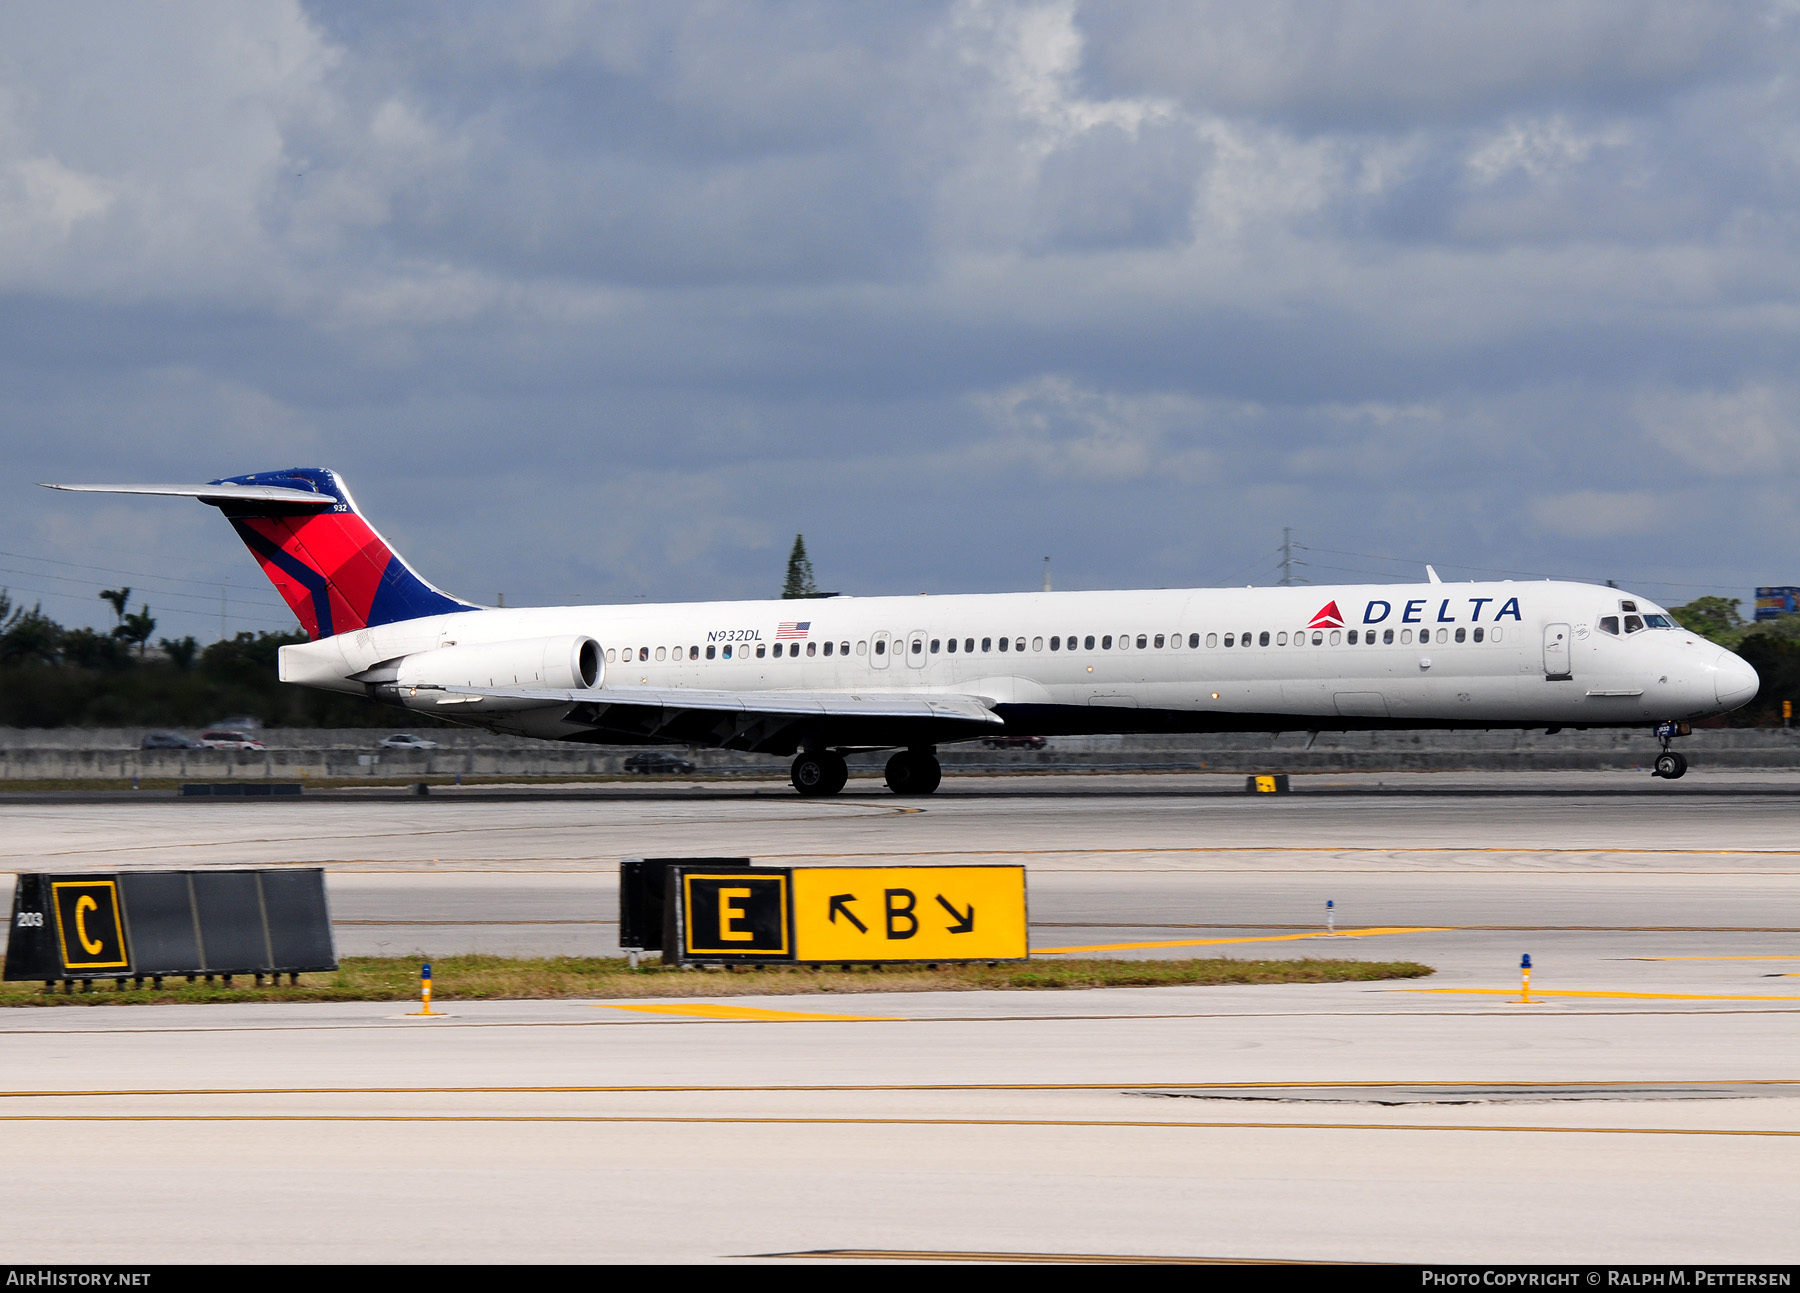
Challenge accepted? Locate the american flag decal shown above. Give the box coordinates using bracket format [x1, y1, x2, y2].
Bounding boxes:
[776, 621, 811, 639]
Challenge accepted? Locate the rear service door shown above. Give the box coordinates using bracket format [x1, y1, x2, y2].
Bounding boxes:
[1543, 623, 1572, 680]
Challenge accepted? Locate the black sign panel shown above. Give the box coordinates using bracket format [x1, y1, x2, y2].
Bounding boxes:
[679, 871, 790, 959]
[51, 880, 129, 972]
[621, 857, 750, 952]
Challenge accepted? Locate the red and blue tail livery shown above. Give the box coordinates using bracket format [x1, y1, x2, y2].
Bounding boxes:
[209, 469, 475, 640]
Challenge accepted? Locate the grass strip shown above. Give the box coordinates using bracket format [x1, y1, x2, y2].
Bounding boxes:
[0, 954, 1431, 1006]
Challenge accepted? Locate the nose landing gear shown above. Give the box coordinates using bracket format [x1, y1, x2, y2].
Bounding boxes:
[1651, 721, 1690, 780]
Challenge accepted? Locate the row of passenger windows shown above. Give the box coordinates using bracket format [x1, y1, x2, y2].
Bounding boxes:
[605, 624, 1507, 664]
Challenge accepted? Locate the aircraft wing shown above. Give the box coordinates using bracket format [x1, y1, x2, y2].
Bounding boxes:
[404, 683, 1003, 752]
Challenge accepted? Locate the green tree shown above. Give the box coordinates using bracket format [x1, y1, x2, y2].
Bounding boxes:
[0, 591, 62, 667]
[1670, 596, 1747, 647]
[160, 635, 199, 670]
[98, 587, 130, 628]
[118, 605, 157, 657]
[781, 534, 817, 599]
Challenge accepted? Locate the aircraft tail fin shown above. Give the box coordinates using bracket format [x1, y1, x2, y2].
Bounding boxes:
[43, 468, 477, 640]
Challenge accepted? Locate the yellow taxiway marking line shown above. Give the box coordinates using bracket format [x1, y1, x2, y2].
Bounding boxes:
[600, 1002, 901, 1023]
[0, 1115, 1791, 1138]
[1034, 926, 1446, 954]
[4, 1079, 1796, 1099]
[1392, 988, 1800, 1002]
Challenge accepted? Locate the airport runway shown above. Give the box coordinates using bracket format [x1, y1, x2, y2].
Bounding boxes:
[3, 772, 1798, 1262]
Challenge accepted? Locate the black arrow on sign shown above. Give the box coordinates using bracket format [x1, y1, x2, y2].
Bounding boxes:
[935, 894, 975, 934]
[828, 894, 867, 933]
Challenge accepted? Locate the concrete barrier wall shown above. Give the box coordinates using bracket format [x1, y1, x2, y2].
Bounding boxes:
[2, 726, 1798, 779]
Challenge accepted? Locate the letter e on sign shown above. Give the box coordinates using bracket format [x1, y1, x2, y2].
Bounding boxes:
[681, 873, 790, 957]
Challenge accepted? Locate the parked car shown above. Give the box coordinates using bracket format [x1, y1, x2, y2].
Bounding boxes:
[378, 733, 440, 751]
[199, 730, 265, 751]
[623, 751, 697, 774]
[141, 731, 206, 750]
[981, 735, 1048, 749]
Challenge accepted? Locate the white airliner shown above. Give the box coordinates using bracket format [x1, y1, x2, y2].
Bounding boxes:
[46, 468, 1758, 794]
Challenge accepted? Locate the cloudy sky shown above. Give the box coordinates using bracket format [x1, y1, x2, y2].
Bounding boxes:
[4, 0, 1799, 642]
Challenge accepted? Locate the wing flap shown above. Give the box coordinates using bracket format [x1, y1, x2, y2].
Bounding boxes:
[417, 683, 1002, 726]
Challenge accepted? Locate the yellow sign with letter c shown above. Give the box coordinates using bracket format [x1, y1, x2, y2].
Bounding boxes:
[50, 880, 128, 971]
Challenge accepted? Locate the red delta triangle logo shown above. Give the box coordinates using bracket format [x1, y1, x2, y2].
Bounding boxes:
[1307, 600, 1345, 629]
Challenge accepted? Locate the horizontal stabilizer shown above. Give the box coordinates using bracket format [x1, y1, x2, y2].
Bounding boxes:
[40, 482, 336, 506]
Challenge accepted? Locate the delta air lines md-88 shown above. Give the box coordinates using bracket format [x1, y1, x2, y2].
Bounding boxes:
[47, 468, 1759, 795]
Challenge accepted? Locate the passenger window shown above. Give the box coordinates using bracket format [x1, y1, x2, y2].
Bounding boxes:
[1383, 629, 1393, 644]
[840, 642, 849, 655]
[1436, 628, 1448, 644]
[1491, 628, 1502, 642]
[1206, 633, 1218, 648]
[655, 646, 666, 661]
[857, 641, 867, 656]
[1050, 636, 1060, 651]
[1454, 628, 1466, 643]
[803, 642, 815, 656]
[965, 638, 975, 653]
[1275, 632, 1287, 645]
[875, 640, 885, 655]
[1154, 634, 1164, 649]
[689, 646, 700, 660]
[722, 645, 732, 659]
[1136, 635, 1147, 649]
[1084, 635, 1095, 650]
[1102, 635, 1112, 649]
[1400, 629, 1412, 644]
[1259, 631, 1270, 646]
[946, 638, 957, 653]
[756, 644, 766, 658]
[606, 648, 617, 663]
[1015, 638, 1025, 651]
[1347, 630, 1358, 645]
[1223, 633, 1234, 648]
[1328, 630, 1341, 645]
[998, 637, 1009, 652]
[1032, 637, 1043, 651]
[1624, 615, 1644, 634]
[1116, 635, 1128, 651]
[930, 639, 939, 653]
[981, 638, 991, 652]
[911, 639, 922, 654]
[1472, 627, 1484, 643]
[1311, 631, 1323, 645]
[705, 646, 716, 659]
[824, 641, 835, 656]
[1188, 633, 1200, 648]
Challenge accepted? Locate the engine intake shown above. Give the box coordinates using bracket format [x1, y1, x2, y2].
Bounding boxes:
[393, 635, 602, 692]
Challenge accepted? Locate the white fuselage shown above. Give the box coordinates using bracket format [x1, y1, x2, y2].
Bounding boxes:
[280, 579, 1758, 745]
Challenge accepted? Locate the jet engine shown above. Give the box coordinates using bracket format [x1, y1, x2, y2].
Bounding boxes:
[392, 635, 603, 692]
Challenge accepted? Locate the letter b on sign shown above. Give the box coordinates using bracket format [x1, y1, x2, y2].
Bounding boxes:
[884, 889, 918, 940]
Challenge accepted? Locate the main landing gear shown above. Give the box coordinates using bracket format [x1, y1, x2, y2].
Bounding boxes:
[790, 750, 848, 797]
[884, 748, 941, 796]
[789, 747, 944, 797]
[1651, 721, 1689, 780]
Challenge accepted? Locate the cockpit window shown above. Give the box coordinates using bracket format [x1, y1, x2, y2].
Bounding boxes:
[1624, 615, 1644, 634]
[1644, 613, 1673, 628]
[1598, 616, 1619, 635]
[1620, 600, 1638, 613]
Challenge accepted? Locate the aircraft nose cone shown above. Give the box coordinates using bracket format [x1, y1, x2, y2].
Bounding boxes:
[1712, 649, 1759, 709]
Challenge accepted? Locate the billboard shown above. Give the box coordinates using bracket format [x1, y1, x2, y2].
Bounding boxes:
[1755, 587, 1800, 621]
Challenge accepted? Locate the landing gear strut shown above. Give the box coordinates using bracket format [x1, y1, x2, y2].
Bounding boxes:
[791, 750, 848, 797]
[1651, 721, 1689, 780]
[884, 748, 942, 796]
